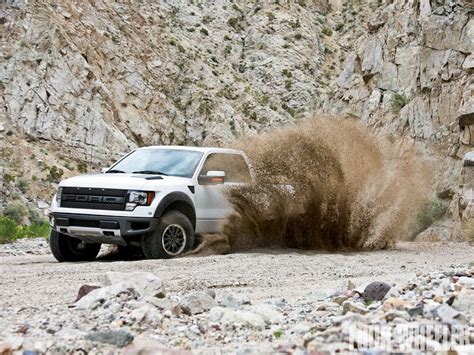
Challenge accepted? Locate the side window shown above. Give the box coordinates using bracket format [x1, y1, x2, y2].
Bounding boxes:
[200, 153, 252, 183]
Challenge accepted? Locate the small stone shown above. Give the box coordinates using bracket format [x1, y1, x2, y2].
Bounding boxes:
[250, 304, 284, 324]
[179, 292, 217, 315]
[332, 295, 349, 305]
[383, 297, 410, 310]
[458, 276, 474, 289]
[145, 297, 173, 310]
[342, 301, 367, 315]
[430, 303, 460, 322]
[208, 307, 265, 329]
[74, 285, 101, 302]
[204, 288, 216, 299]
[407, 304, 424, 317]
[363, 282, 391, 302]
[454, 289, 474, 315]
[85, 329, 134, 347]
[219, 291, 240, 308]
[170, 304, 182, 316]
[16, 324, 28, 334]
[314, 310, 331, 317]
[0, 343, 12, 355]
[129, 305, 162, 325]
[75, 281, 140, 309]
[37, 201, 49, 209]
[100, 272, 165, 298]
[384, 310, 410, 322]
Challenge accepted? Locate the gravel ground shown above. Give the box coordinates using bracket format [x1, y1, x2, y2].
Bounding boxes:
[1, 239, 474, 353]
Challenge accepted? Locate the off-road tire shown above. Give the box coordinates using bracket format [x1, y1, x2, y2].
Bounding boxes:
[141, 211, 194, 259]
[50, 230, 101, 262]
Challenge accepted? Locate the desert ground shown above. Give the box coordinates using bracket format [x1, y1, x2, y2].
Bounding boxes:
[1, 239, 473, 353]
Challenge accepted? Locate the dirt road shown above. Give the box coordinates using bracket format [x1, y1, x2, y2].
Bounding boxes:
[1, 240, 474, 353]
[1, 241, 473, 309]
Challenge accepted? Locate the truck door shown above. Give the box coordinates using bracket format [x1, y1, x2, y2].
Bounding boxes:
[194, 153, 252, 233]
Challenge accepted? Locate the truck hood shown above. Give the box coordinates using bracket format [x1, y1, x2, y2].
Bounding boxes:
[59, 173, 192, 190]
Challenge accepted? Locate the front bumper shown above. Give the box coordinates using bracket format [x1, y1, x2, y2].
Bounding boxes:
[51, 212, 158, 246]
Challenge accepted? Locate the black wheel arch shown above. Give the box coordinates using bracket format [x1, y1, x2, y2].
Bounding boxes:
[154, 192, 196, 230]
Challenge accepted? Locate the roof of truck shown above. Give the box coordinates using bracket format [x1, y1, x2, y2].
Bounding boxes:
[137, 145, 244, 154]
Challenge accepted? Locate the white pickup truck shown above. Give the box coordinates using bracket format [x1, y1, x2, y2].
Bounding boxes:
[49, 146, 254, 262]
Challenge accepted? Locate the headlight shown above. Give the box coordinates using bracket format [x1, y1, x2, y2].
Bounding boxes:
[56, 187, 63, 207]
[126, 191, 155, 211]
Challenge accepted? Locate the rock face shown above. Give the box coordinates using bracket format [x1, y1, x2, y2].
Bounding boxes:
[0, 1, 328, 163]
[451, 150, 474, 240]
[324, 0, 473, 215]
[0, 0, 472, 239]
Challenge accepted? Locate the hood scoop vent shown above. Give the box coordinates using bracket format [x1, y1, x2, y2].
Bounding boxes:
[142, 176, 164, 180]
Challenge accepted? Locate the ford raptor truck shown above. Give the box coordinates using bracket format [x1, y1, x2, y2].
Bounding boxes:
[48, 146, 253, 262]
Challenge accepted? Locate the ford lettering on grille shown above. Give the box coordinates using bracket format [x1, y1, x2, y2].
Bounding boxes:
[61, 187, 127, 211]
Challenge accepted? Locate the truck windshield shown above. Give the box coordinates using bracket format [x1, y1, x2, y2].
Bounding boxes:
[107, 149, 204, 178]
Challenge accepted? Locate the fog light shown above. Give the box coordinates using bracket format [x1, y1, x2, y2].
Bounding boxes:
[125, 202, 137, 211]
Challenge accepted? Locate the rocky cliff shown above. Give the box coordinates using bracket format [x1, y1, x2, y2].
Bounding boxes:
[0, 0, 472, 238]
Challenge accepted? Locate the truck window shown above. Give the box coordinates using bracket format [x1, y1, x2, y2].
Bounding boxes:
[200, 153, 252, 183]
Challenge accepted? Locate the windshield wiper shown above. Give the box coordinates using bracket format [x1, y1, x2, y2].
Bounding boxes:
[132, 170, 168, 176]
[105, 169, 125, 173]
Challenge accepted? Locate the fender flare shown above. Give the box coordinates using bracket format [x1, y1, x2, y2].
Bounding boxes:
[153, 192, 196, 229]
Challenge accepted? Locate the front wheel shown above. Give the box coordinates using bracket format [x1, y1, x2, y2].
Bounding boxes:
[141, 211, 194, 259]
[50, 230, 101, 262]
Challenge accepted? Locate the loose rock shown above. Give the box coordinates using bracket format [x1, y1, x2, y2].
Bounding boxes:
[85, 330, 134, 347]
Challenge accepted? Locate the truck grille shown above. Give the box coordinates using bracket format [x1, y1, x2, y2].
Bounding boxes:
[60, 187, 127, 211]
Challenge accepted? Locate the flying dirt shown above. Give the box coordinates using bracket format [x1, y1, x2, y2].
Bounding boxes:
[193, 117, 432, 255]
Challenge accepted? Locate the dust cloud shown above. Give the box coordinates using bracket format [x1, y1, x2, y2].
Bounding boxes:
[194, 117, 431, 255]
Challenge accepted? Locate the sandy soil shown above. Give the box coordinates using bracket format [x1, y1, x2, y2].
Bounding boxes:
[1, 241, 473, 311]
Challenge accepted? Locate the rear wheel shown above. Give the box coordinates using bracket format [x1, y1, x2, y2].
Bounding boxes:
[141, 211, 194, 259]
[50, 230, 101, 262]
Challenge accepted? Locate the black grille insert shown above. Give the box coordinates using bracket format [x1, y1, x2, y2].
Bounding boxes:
[61, 187, 127, 211]
[69, 218, 100, 228]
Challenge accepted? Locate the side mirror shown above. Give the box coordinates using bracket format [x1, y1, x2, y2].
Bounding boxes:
[101, 168, 109, 173]
[198, 170, 225, 185]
